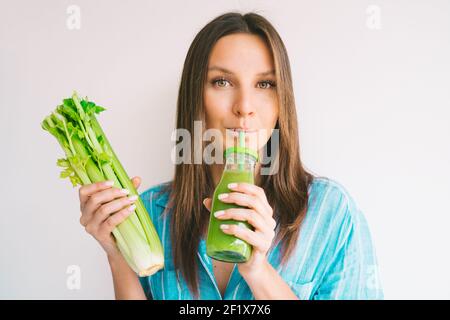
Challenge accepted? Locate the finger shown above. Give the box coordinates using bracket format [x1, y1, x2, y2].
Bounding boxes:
[131, 176, 141, 189]
[217, 192, 270, 220]
[220, 224, 272, 252]
[214, 208, 272, 233]
[227, 183, 273, 219]
[203, 198, 212, 212]
[99, 205, 136, 234]
[227, 182, 269, 205]
[79, 180, 115, 209]
[91, 195, 138, 226]
[83, 187, 130, 215]
[80, 187, 130, 225]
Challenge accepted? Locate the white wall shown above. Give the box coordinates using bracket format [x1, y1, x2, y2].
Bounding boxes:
[1, 0, 449, 299]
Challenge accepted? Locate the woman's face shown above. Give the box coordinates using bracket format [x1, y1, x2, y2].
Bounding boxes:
[204, 33, 279, 152]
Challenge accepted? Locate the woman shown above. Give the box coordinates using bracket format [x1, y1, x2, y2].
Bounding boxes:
[78, 12, 383, 300]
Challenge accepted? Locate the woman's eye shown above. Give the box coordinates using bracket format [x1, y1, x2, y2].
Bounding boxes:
[213, 78, 230, 87]
[257, 81, 276, 89]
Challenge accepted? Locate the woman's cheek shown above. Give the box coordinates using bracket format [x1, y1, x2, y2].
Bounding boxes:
[261, 95, 279, 125]
[204, 90, 233, 131]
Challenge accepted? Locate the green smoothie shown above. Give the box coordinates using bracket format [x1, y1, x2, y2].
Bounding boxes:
[206, 168, 255, 263]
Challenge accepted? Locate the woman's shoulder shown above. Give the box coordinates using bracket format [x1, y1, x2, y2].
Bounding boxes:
[139, 181, 174, 226]
[300, 176, 382, 299]
[309, 176, 356, 205]
[139, 181, 173, 207]
[306, 176, 367, 232]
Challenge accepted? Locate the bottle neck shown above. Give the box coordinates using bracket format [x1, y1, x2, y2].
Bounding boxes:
[224, 153, 257, 172]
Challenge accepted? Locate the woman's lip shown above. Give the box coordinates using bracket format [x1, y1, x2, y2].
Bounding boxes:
[226, 128, 258, 139]
[226, 128, 257, 133]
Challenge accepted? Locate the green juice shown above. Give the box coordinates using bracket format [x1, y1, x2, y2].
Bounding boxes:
[206, 169, 255, 263]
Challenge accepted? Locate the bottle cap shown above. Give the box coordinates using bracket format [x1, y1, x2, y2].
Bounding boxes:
[224, 146, 259, 161]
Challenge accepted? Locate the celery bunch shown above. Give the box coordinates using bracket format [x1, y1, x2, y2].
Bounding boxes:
[42, 91, 164, 276]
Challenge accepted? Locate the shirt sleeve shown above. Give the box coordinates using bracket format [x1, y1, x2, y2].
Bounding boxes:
[313, 195, 384, 300]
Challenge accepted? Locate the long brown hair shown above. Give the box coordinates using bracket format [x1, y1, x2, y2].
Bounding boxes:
[166, 12, 314, 297]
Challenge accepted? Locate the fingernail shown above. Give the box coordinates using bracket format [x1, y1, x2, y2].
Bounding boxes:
[128, 195, 138, 202]
[228, 183, 237, 189]
[218, 193, 228, 200]
[128, 204, 136, 211]
[121, 188, 130, 195]
[220, 224, 229, 230]
[214, 210, 225, 218]
[104, 180, 114, 187]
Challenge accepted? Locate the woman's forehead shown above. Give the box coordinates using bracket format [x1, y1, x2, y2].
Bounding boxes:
[208, 33, 275, 75]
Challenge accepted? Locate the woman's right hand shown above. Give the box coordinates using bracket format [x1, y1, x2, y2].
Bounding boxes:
[78, 176, 142, 258]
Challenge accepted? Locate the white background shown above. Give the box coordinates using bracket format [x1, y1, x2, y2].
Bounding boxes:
[1, 0, 449, 299]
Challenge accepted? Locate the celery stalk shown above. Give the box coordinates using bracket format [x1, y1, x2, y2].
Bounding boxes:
[89, 116, 164, 260]
[42, 91, 164, 276]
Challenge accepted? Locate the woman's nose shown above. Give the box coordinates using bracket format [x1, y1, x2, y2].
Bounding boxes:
[232, 89, 255, 117]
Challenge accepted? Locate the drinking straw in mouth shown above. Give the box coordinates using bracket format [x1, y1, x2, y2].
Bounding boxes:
[238, 131, 245, 171]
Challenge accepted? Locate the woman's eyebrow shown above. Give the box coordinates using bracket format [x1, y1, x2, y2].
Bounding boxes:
[208, 66, 234, 74]
[257, 69, 275, 76]
[208, 65, 275, 76]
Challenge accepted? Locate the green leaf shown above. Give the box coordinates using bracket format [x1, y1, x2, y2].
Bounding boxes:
[76, 128, 85, 139]
[51, 114, 65, 132]
[78, 99, 107, 117]
[90, 150, 110, 168]
[80, 100, 88, 112]
[97, 135, 105, 144]
[41, 119, 50, 131]
[98, 151, 112, 163]
[58, 103, 79, 122]
[61, 139, 70, 150]
[69, 175, 82, 187]
[56, 158, 70, 168]
[80, 155, 90, 169]
[63, 98, 75, 108]
[60, 167, 73, 178]
[69, 154, 91, 173]
[46, 126, 60, 138]
[94, 105, 106, 113]
[85, 103, 95, 116]
[70, 155, 81, 166]
[66, 122, 76, 136]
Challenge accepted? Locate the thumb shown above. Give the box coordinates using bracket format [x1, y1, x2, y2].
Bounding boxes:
[131, 176, 142, 190]
[203, 198, 212, 212]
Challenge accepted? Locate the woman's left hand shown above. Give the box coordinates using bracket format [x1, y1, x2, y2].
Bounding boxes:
[203, 182, 277, 279]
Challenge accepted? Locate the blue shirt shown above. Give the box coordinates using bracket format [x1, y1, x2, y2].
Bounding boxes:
[138, 177, 383, 300]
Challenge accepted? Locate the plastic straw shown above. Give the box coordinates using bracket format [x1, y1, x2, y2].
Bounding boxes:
[238, 131, 245, 171]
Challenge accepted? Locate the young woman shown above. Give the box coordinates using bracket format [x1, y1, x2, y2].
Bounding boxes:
[78, 12, 383, 300]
